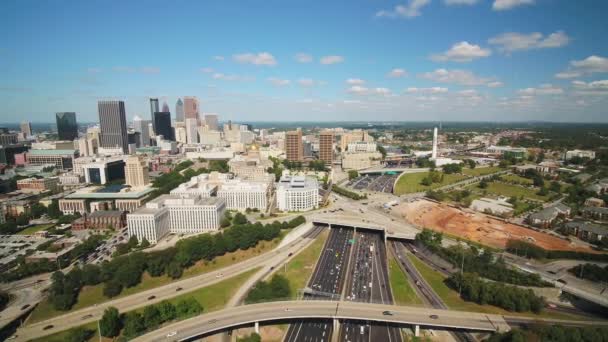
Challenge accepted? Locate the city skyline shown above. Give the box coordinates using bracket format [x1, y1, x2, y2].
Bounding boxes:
[2, 1, 607, 123]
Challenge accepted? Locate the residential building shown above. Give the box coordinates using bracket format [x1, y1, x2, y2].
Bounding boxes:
[319, 131, 334, 164]
[98, 101, 129, 153]
[26, 149, 77, 170]
[581, 206, 608, 222]
[276, 175, 319, 212]
[564, 221, 607, 242]
[153, 111, 173, 141]
[565, 150, 595, 160]
[16, 177, 59, 192]
[585, 197, 605, 208]
[528, 203, 571, 228]
[125, 155, 150, 188]
[585, 178, 608, 195]
[286, 130, 303, 162]
[56, 112, 78, 141]
[20, 121, 32, 137]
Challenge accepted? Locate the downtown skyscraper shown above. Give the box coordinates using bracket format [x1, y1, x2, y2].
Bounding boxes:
[153, 111, 173, 141]
[56, 112, 78, 141]
[149, 98, 159, 119]
[98, 101, 129, 153]
[183, 96, 200, 122]
[175, 98, 184, 122]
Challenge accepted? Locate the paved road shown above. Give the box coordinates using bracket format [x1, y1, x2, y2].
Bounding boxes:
[284, 226, 354, 342]
[130, 299, 607, 342]
[11, 230, 322, 342]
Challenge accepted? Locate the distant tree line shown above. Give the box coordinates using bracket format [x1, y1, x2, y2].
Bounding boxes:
[487, 324, 608, 342]
[569, 263, 608, 283]
[446, 272, 545, 313]
[245, 274, 291, 304]
[416, 229, 550, 287]
[46, 215, 305, 311]
[506, 239, 608, 262]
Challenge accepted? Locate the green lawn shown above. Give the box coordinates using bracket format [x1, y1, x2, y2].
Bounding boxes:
[17, 224, 55, 235]
[28, 235, 285, 323]
[388, 257, 423, 306]
[394, 172, 467, 195]
[407, 253, 586, 320]
[500, 174, 534, 185]
[277, 229, 329, 298]
[462, 166, 503, 177]
[483, 182, 551, 202]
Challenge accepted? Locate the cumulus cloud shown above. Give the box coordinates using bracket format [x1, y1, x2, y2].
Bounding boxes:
[233, 52, 277, 66]
[320, 55, 345, 65]
[295, 53, 313, 63]
[492, 0, 534, 11]
[572, 80, 608, 95]
[518, 84, 564, 95]
[555, 55, 608, 79]
[211, 73, 253, 82]
[420, 69, 496, 86]
[488, 31, 569, 53]
[405, 87, 449, 94]
[487, 81, 504, 88]
[387, 68, 408, 78]
[348, 86, 392, 96]
[376, 0, 431, 18]
[267, 77, 290, 87]
[430, 41, 492, 62]
[346, 78, 366, 85]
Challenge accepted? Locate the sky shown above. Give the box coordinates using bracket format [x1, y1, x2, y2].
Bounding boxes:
[1, 0, 608, 123]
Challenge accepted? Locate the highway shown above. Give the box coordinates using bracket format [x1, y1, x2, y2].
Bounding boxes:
[10, 228, 323, 342]
[284, 226, 354, 342]
[128, 299, 608, 342]
[340, 231, 401, 342]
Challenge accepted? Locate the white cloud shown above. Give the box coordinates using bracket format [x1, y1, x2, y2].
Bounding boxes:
[456, 89, 479, 97]
[518, 84, 564, 95]
[405, 87, 449, 94]
[233, 52, 277, 66]
[211, 73, 253, 82]
[430, 41, 492, 62]
[346, 78, 366, 85]
[572, 80, 608, 95]
[555, 56, 608, 79]
[387, 68, 408, 78]
[200, 67, 214, 73]
[320, 55, 344, 65]
[267, 77, 291, 87]
[492, 0, 534, 11]
[348, 86, 392, 96]
[297, 78, 316, 87]
[488, 31, 569, 53]
[445, 0, 479, 5]
[376, 0, 431, 18]
[213, 56, 225, 61]
[420, 68, 496, 86]
[487, 81, 504, 88]
[295, 53, 313, 63]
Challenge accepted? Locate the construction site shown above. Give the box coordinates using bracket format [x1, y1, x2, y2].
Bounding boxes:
[398, 199, 596, 252]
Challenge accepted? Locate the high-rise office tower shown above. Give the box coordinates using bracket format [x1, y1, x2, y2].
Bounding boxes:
[133, 115, 151, 147]
[183, 96, 200, 122]
[175, 98, 184, 122]
[20, 121, 32, 137]
[125, 155, 150, 188]
[185, 118, 198, 144]
[161, 102, 170, 113]
[286, 130, 303, 162]
[319, 131, 334, 164]
[204, 114, 219, 131]
[98, 101, 129, 153]
[149, 98, 159, 119]
[153, 112, 173, 141]
[56, 112, 78, 141]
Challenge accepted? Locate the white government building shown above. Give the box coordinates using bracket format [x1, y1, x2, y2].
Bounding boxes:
[276, 175, 319, 212]
[127, 194, 226, 243]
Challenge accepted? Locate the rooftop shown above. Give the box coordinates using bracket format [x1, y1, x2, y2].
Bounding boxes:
[66, 185, 155, 199]
[28, 149, 76, 156]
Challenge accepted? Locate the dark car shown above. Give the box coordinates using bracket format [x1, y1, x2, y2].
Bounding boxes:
[288, 252, 293, 257]
[176, 287, 183, 292]
[382, 311, 393, 316]
[20, 304, 30, 310]
[82, 314, 93, 320]
[148, 295, 156, 300]
[43, 325, 54, 330]
[429, 314, 439, 319]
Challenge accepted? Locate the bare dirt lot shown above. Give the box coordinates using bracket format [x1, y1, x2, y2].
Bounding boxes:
[398, 199, 596, 252]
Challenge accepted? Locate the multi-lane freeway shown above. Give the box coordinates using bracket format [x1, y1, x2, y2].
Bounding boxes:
[284, 226, 354, 342]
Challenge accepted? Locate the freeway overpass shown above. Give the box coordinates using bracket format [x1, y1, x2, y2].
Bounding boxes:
[312, 218, 417, 241]
[132, 300, 608, 342]
[359, 167, 430, 175]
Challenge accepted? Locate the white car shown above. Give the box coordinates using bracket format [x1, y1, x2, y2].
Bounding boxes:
[167, 331, 177, 337]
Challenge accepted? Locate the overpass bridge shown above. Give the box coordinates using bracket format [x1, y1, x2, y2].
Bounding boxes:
[132, 300, 608, 342]
[359, 167, 430, 175]
[312, 218, 417, 241]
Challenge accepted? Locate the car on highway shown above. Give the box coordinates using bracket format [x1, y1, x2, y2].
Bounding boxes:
[216, 273, 223, 278]
[20, 304, 30, 310]
[382, 310, 393, 316]
[429, 314, 439, 319]
[43, 325, 54, 330]
[82, 314, 93, 319]
[167, 331, 177, 337]
[176, 287, 183, 292]
[148, 295, 156, 300]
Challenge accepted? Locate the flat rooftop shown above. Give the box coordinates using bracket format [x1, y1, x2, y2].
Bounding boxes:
[66, 185, 155, 199]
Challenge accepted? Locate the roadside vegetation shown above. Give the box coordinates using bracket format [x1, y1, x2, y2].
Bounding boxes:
[245, 274, 291, 304]
[487, 324, 608, 342]
[506, 240, 608, 262]
[568, 263, 608, 282]
[332, 184, 367, 200]
[388, 257, 423, 306]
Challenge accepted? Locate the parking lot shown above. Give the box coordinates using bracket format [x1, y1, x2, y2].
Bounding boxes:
[85, 227, 129, 264]
[348, 174, 400, 193]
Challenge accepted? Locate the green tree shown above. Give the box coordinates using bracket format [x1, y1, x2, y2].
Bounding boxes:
[100, 307, 121, 338]
[348, 170, 359, 180]
[122, 312, 145, 338]
[166, 261, 183, 279]
[66, 327, 94, 342]
[140, 238, 150, 249]
[143, 305, 162, 329]
[157, 301, 177, 322]
[103, 280, 123, 298]
[176, 298, 203, 318]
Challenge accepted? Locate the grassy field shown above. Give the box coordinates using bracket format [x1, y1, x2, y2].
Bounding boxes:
[407, 253, 586, 320]
[482, 182, 551, 202]
[388, 257, 423, 306]
[394, 172, 467, 195]
[461, 166, 503, 177]
[17, 224, 55, 235]
[277, 230, 329, 299]
[500, 174, 534, 185]
[30, 322, 102, 342]
[28, 235, 285, 323]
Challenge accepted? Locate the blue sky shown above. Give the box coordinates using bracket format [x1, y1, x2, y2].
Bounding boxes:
[2, 0, 608, 123]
